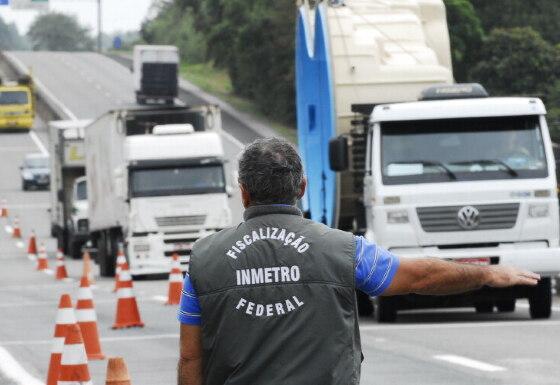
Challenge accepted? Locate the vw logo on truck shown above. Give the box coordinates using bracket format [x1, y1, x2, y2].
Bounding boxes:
[457, 206, 480, 230]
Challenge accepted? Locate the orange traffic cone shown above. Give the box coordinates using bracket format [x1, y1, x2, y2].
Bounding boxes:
[27, 230, 38, 260]
[166, 253, 183, 305]
[46, 294, 77, 385]
[0, 198, 7, 217]
[82, 249, 94, 285]
[37, 243, 49, 271]
[113, 247, 127, 292]
[105, 357, 132, 385]
[58, 323, 92, 385]
[55, 249, 68, 280]
[113, 262, 144, 329]
[12, 216, 21, 238]
[76, 276, 105, 360]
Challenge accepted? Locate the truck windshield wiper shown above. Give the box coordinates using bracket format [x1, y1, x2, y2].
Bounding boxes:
[454, 159, 519, 177]
[390, 160, 457, 180]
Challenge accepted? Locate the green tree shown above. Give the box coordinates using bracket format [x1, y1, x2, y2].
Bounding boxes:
[469, 27, 560, 98]
[27, 13, 94, 51]
[443, 0, 484, 81]
[470, 0, 560, 45]
[0, 16, 27, 50]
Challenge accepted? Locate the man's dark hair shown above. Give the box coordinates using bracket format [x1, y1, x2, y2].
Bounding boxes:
[238, 138, 304, 205]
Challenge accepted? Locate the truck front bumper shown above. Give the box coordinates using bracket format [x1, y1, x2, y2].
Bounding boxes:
[0, 116, 33, 129]
[390, 242, 560, 275]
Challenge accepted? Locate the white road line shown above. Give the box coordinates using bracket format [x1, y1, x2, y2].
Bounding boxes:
[359, 319, 560, 331]
[4, 52, 78, 121]
[434, 354, 506, 372]
[151, 295, 168, 303]
[0, 333, 179, 347]
[516, 302, 560, 312]
[0, 346, 44, 385]
[28, 131, 48, 156]
[222, 130, 245, 150]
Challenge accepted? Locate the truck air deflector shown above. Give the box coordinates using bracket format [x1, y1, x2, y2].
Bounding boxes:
[296, 3, 336, 226]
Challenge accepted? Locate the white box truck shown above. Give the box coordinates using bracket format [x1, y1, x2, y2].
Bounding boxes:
[48, 119, 93, 258]
[133, 45, 179, 105]
[297, 0, 560, 321]
[85, 105, 232, 276]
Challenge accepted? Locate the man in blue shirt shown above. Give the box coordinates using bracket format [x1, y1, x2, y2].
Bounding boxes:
[178, 138, 539, 385]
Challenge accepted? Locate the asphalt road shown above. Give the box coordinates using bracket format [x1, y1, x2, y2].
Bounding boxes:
[0, 52, 559, 385]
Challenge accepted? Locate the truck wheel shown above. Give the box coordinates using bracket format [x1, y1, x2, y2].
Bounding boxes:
[22, 181, 28, 191]
[357, 291, 374, 317]
[496, 299, 516, 313]
[376, 297, 397, 323]
[98, 231, 114, 277]
[68, 237, 83, 260]
[529, 278, 551, 319]
[474, 301, 494, 313]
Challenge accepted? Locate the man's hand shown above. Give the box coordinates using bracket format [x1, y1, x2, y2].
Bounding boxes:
[178, 324, 203, 385]
[486, 265, 540, 288]
[383, 258, 541, 296]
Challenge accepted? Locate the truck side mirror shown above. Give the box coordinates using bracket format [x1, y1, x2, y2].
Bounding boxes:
[329, 136, 349, 172]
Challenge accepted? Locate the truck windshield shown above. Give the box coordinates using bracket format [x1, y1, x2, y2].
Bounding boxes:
[129, 164, 226, 198]
[24, 156, 48, 168]
[381, 116, 548, 185]
[0, 91, 29, 105]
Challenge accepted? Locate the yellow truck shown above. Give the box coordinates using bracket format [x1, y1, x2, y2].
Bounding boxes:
[0, 76, 34, 130]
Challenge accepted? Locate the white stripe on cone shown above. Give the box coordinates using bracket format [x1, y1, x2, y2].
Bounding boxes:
[117, 288, 134, 299]
[77, 288, 93, 300]
[55, 309, 77, 324]
[119, 271, 132, 281]
[58, 382, 93, 385]
[169, 274, 183, 283]
[51, 337, 65, 354]
[76, 309, 97, 322]
[60, 344, 88, 365]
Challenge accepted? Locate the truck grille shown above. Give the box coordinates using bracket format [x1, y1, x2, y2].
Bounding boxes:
[156, 215, 206, 227]
[417, 203, 520, 232]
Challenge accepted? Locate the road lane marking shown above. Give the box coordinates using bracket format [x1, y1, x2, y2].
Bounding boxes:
[359, 319, 560, 331]
[4, 52, 78, 121]
[0, 346, 44, 385]
[0, 333, 179, 347]
[434, 354, 506, 372]
[28, 131, 48, 156]
[222, 130, 245, 150]
[151, 295, 168, 303]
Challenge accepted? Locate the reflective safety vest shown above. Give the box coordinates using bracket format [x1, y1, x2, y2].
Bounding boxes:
[190, 204, 361, 385]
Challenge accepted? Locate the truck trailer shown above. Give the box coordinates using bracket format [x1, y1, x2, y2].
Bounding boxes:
[84, 105, 232, 277]
[49, 119, 93, 259]
[296, 0, 560, 321]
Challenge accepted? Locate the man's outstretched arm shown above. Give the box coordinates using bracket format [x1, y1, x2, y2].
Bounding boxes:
[382, 258, 540, 296]
[178, 324, 203, 385]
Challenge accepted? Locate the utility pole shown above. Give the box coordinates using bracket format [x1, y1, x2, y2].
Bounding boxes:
[97, 0, 102, 52]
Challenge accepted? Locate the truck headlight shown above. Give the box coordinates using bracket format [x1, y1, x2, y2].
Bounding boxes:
[387, 210, 409, 224]
[528, 204, 549, 218]
[133, 243, 150, 252]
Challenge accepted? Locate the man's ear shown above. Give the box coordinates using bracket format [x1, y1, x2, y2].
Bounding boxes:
[297, 177, 307, 200]
[239, 183, 251, 208]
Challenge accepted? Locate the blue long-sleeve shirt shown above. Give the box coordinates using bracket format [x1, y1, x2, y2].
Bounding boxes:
[178, 235, 400, 325]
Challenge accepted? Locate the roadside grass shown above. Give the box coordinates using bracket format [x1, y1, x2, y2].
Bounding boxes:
[180, 62, 297, 143]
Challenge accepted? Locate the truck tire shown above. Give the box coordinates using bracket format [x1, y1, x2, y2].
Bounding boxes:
[474, 301, 494, 313]
[97, 231, 114, 277]
[496, 299, 516, 313]
[376, 297, 397, 323]
[529, 278, 551, 319]
[68, 236, 83, 260]
[22, 180, 28, 191]
[357, 291, 374, 317]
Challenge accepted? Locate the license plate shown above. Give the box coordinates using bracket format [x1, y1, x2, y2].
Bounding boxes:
[454, 257, 491, 265]
[174, 243, 193, 251]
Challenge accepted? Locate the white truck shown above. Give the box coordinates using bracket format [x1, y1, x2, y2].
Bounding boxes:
[133, 45, 179, 105]
[297, 0, 560, 321]
[48, 119, 93, 259]
[84, 105, 232, 277]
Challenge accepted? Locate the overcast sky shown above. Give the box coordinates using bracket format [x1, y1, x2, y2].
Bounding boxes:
[0, 0, 155, 34]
